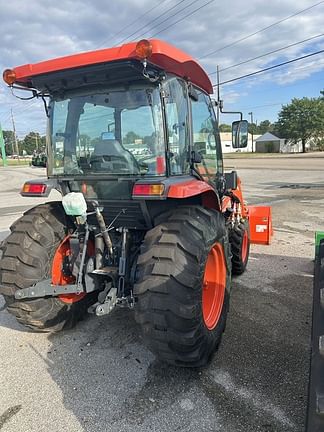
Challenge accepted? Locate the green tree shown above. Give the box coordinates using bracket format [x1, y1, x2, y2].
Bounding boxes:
[248, 123, 258, 134]
[257, 120, 274, 135]
[143, 133, 156, 146]
[219, 123, 231, 132]
[275, 97, 324, 153]
[40, 135, 46, 147]
[21, 132, 42, 155]
[124, 131, 140, 144]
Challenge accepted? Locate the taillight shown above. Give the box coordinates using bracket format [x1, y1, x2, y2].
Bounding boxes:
[21, 182, 47, 195]
[132, 184, 165, 196]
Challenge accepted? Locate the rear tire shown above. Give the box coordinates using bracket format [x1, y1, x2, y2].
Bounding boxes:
[134, 206, 231, 367]
[0, 203, 93, 332]
[230, 219, 250, 275]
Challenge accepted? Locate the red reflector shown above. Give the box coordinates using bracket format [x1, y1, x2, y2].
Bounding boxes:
[133, 184, 164, 196]
[22, 183, 47, 194]
[156, 156, 165, 175]
[81, 182, 87, 194]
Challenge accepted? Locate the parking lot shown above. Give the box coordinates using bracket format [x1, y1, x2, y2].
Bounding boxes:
[0, 154, 323, 432]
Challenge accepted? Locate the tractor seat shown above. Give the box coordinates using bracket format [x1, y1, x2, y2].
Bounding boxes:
[92, 139, 124, 158]
[90, 139, 138, 173]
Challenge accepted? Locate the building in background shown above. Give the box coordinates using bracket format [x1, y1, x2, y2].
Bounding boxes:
[254, 132, 284, 153]
[254, 132, 307, 153]
[220, 133, 261, 153]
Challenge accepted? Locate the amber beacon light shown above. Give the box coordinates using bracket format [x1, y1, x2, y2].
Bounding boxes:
[3, 69, 16, 85]
[135, 39, 152, 59]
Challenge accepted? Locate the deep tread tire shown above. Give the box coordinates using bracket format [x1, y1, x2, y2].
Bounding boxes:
[230, 219, 250, 275]
[0, 202, 93, 332]
[134, 206, 231, 367]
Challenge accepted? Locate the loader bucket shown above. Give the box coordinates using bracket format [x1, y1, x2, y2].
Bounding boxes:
[248, 206, 273, 245]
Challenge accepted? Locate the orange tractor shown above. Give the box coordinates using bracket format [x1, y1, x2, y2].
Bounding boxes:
[0, 39, 271, 367]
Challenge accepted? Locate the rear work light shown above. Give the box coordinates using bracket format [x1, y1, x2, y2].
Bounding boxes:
[21, 182, 47, 196]
[132, 184, 165, 196]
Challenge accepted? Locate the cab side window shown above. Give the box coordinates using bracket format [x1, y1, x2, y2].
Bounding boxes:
[191, 90, 223, 180]
[163, 77, 190, 175]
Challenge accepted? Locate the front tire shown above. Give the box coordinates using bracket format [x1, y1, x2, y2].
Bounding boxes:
[134, 206, 231, 367]
[230, 219, 250, 275]
[0, 203, 93, 332]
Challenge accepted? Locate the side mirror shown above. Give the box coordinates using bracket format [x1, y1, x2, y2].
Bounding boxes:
[232, 120, 248, 148]
[191, 150, 202, 163]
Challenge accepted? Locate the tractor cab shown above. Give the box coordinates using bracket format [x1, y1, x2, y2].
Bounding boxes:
[4, 39, 246, 204]
[49, 75, 198, 178]
[47, 73, 225, 199]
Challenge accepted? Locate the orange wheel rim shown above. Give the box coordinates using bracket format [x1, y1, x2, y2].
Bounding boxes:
[52, 236, 86, 304]
[202, 242, 226, 330]
[241, 230, 248, 263]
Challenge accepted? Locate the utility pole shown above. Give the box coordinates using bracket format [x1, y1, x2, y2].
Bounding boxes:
[248, 111, 254, 153]
[10, 109, 20, 159]
[0, 122, 8, 166]
[35, 133, 38, 150]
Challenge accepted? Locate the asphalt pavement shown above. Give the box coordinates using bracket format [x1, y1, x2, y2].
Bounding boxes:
[0, 156, 323, 432]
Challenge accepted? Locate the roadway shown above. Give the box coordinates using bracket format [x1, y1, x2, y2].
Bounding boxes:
[0, 155, 323, 432]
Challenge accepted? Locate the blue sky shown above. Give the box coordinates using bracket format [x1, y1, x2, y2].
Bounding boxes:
[0, 0, 323, 136]
[219, 69, 324, 125]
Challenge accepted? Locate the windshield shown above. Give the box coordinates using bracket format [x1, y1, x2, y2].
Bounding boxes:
[48, 86, 166, 176]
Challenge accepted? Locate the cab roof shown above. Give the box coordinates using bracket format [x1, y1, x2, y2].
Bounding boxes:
[8, 39, 213, 94]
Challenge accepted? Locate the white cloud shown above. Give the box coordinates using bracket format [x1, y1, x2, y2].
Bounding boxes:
[221, 89, 246, 104]
[0, 0, 324, 133]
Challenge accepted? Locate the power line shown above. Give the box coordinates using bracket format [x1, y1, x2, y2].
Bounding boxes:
[1, 98, 39, 118]
[236, 102, 288, 110]
[0, 91, 36, 113]
[149, 0, 214, 38]
[0, 99, 42, 127]
[199, 0, 324, 60]
[96, 0, 170, 48]
[208, 32, 324, 76]
[115, 0, 189, 46]
[223, 76, 324, 102]
[213, 49, 324, 87]
[132, 0, 201, 41]
[216, 59, 324, 92]
[267, 58, 324, 80]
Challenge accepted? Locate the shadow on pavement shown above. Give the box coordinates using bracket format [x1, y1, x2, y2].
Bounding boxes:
[0, 252, 313, 432]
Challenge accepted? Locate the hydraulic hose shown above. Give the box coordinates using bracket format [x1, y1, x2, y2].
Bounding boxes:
[95, 208, 113, 256]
